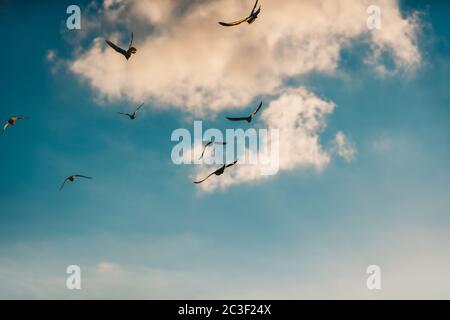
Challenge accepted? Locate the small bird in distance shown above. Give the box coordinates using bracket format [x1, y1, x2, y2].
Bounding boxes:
[219, 0, 261, 27]
[226, 101, 263, 123]
[105, 32, 137, 60]
[2, 116, 29, 135]
[117, 103, 144, 120]
[60, 175, 93, 191]
[194, 160, 238, 184]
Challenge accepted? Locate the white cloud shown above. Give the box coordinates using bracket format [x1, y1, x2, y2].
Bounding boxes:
[195, 87, 335, 191]
[63, 0, 421, 190]
[332, 131, 357, 162]
[69, 0, 421, 114]
[369, 4, 421, 70]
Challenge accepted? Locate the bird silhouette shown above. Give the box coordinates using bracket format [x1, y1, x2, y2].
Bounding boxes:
[2, 116, 29, 135]
[219, 0, 261, 27]
[226, 101, 263, 123]
[105, 32, 137, 60]
[117, 103, 144, 120]
[194, 160, 237, 184]
[59, 175, 93, 191]
[199, 140, 227, 160]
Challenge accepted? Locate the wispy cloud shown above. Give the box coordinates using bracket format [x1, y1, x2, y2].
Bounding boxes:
[371, 133, 394, 154]
[1, 224, 449, 299]
[332, 131, 357, 162]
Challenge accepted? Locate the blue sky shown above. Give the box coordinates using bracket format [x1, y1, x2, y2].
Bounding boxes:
[0, 0, 449, 298]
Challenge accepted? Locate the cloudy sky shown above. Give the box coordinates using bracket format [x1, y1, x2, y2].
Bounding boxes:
[0, 0, 449, 298]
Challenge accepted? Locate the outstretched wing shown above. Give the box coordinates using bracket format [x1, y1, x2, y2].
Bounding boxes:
[226, 160, 238, 168]
[105, 39, 127, 56]
[252, 101, 263, 116]
[59, 178, 69, 191]
[2, 122, 9, 134]
[128, 32, 134, 49]
[193, 171, 216, 184]
[199, 144, 209, 160]
[226, 116, 249, 121]
[214, 141, 227, 145]
[253, 6, 261, 16]
[75, 175, 93, 180]
[219, 0, 260, 26]
[117, 112, 131, 117]
[134, 103, 144, 114]
[17, 116, 29, 120]
[219, 17, 249, 27]
[250, 0, 259, 15]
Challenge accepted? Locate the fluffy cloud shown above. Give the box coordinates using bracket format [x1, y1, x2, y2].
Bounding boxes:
[64, 0, 421, 190]
[69, 0, 421, 113]
[194, 87, 335, 191]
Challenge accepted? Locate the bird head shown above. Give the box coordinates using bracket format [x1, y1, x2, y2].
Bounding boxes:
[128, 47, 137, 54]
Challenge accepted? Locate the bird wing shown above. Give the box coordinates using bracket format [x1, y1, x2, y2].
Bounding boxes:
[75, 175, 93, 179]
[128, 32, 134, 49]
[199, 144, 209, 160]
[105, 39, 127, 56]
[250, 0, 259, 15]
[59, 178, 69, 191]
[214, 141, 227, 145]
[226, 160, 238, 168]
[226, 116, 250, 121]
[2, 122, 9, 134]
[117, 112, 131, 117]
[252, 5, 261, 17]
[17, 116, 29, 120]
[252, 101, 263, 116]
[219, 17, 249, 27]
[134, 103, 144, 114]
[193, 171, 216, 184]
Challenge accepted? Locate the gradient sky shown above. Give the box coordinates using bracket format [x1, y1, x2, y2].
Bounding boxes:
[0, 0, 449, 299]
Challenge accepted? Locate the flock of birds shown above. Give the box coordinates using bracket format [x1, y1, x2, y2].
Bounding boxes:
[2, 0, 264, 190]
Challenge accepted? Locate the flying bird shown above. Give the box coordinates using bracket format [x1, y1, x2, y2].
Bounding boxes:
[194, 160, 237, 184]
[226, 101, 263, 123]
[117, 103, 144, 120]
[59, 175, 93, 191]
[199, 140, 227, 160]
[105, 32, 137, 60]
[2, 116, 29, 135]
[219, 0, 261, 27]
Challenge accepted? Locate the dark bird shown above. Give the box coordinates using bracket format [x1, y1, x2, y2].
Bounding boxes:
[2, 116, 29, 135]
[219, 0, 261, 27]
[199, 140, 227, 160]
[226, 101, 263, 123]
[117, 103, 144, 120]
[59, 175, 93, 191]
[105, 32, 137, 60]
[194, 160, 237, 184]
